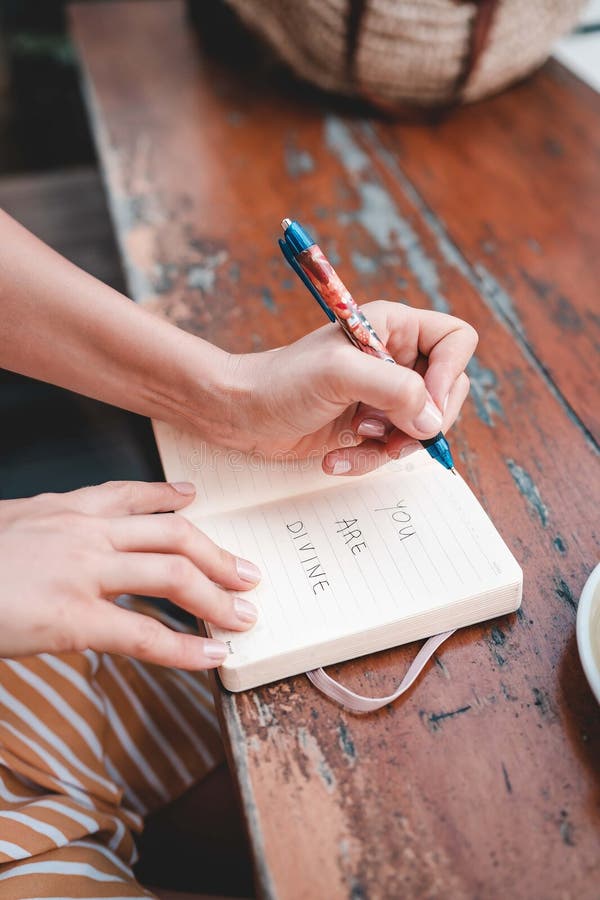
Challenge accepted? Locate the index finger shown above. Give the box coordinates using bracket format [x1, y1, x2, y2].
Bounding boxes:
[417, 312, 478, 409]
[62, 480, 197, 517]
[358, 301, 478, 413]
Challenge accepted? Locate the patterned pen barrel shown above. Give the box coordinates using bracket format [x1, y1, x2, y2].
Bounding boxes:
[279, 218, 457, 473]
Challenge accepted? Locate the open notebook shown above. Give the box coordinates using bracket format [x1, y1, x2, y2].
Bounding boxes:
[154, 421, 522, 691]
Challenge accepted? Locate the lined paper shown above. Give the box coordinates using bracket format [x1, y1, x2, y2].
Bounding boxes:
[154, 421, 521, 687]
[195, 463, 520, 667]
[153, 421, 432, 516]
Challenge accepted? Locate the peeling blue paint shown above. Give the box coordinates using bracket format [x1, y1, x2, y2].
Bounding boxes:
[506, 459, 549, 527]
[420, 705, 472, 732]
[338, 722, 357, 761]
[554, 577, 576, 611]
[473, 264, 525, 337]
[261, 286, 277, 312]
[324, 240, 341, 267]
[351, 250, 378, 275]
[186, 250, 228, 293]
[297, 727, 336, 791]
[126, 260, 154, 301]
[553, 535, 567, 554]
[285, 140, 315, 178]
[325, 117, 369, 174]
[187, 265, 215, 292]
[325, 117, 450, 313]
[151, 261, 178, 294]
[467, 357, 504, 427]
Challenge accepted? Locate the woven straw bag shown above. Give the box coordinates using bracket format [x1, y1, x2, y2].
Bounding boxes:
[223, 0, 585, 109]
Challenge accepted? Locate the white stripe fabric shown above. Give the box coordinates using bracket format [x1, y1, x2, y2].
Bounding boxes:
[0, 684, 117, 797]
[0, 841, 29, 860]
[0, 597, 224, 897]
[129, 659, 215, 768]
[4, 660, 104, 760]
[100, 695, 170, 803]
[101, 656, 194, 786]
[103, 755, 148, 819]
[39, 655, 105, 715]
[0, 722, 87, 792]
[0, 860, 125, 882]
[71, 840, 133, 878]
[30, 799, 100, 835]
[0, 811, 66, 846]
[0, 771, 40, 805]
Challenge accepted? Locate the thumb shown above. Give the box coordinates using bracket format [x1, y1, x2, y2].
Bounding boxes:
[337, 353, 443, 439]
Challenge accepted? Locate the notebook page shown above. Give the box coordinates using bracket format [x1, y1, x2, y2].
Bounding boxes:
[193, 462, 521, 672]
[153, 419, 432, 516]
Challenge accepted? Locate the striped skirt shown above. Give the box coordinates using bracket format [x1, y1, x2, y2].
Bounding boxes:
[0, 598, 224, 898]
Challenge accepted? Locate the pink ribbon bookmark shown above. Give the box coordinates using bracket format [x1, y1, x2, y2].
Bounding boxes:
[306, 630, 455, 713]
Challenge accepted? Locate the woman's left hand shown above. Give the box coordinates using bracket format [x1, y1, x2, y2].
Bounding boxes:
[220, 300, 478, 476]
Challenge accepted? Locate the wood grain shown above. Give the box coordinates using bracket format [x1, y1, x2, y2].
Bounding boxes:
[69, 3, 600, 898]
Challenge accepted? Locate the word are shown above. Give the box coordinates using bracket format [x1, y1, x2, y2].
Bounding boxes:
[374, 500, 416, 542]
[335, 518, 367, 556]
[286, 521, 331, 595]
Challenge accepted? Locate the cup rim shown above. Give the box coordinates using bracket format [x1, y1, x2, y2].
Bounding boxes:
[576, 562, 600, 705]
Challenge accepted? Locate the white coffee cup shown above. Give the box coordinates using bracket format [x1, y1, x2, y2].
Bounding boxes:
[577, 562, 600, 705]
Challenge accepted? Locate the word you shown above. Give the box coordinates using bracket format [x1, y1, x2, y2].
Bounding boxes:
[375, 500, 416, 542]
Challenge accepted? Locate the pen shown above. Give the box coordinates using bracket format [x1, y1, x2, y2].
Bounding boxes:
[279, 218, 457, 474]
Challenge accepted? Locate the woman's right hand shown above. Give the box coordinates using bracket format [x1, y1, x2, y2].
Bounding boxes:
[0, 481, 261, 667]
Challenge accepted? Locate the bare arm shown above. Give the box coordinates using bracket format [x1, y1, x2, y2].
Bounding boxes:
[0, 209, 231, 440]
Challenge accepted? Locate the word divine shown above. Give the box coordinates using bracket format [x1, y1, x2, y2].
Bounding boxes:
[374, 500, 416, 542]
[286, 521, 331, 595]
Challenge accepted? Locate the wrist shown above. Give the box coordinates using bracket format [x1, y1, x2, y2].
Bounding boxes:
[135, 322, 240, 444]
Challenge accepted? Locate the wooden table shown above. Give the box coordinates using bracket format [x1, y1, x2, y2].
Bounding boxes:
[70, 3, 600, 897]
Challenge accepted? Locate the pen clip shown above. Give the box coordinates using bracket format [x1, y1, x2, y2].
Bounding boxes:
[278, 238, 335, 322]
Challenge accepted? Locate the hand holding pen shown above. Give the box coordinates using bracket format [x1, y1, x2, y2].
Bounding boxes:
[279, 218, 474, 474]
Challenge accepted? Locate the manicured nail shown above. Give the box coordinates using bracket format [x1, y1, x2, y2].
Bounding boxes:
[332, 458, 352, 475]
[357, 418, 387, 439]
[236, 557, 261, 584]
[412, 400, 443, 434]
[170, 481, 196, 495]
[204, 640, 229, 661]
[234, 597, 258, 623]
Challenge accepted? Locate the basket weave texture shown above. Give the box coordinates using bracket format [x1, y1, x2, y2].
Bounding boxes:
[224, 0, 585, 108]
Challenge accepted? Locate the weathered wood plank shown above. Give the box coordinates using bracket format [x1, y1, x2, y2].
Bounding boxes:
[70, 4, 600, 898]
[374, 61, 600, 440]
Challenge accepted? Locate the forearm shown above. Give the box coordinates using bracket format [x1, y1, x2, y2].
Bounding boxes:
[0, 210, 233, 439]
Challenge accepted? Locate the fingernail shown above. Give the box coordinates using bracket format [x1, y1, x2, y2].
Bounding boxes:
[204, 640, 229, 661]
[234, 597, 258, 624]
[413, 400, 443, 434]
[357, 419, 387, 439]
[331, 458, 352, 475]
[170, 481, 196, 495]
[236, 558, 261, 584]
[442, 394, 449, 414]
[389, 441, 420, 460]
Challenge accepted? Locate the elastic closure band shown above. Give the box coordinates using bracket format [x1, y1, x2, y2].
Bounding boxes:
[306, 630, 455, 713]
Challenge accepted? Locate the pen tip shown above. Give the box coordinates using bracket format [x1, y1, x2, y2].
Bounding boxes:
[450, 467, 458, 476]
[281, 217, 292, 231]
